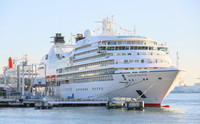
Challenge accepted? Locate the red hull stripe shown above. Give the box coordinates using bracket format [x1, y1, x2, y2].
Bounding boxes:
[144, 103, 161, 107]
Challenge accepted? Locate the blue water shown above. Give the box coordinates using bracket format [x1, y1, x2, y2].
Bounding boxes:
[0, 93, 200, 124]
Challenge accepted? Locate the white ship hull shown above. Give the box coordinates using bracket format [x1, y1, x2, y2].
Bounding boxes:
[54, 69, 183, 107]
[40, 19, 185, 107]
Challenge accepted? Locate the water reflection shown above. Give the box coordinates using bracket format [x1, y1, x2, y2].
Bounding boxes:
[0, 93, 200, 124]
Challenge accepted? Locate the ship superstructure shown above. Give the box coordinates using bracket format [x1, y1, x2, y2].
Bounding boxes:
[41, 17, 184, 107]
[38, 33, 73, 76]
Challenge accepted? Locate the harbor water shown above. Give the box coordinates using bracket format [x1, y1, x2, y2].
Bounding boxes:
[0, 93, 200, 124]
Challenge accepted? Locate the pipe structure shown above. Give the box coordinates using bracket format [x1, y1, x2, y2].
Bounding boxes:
[44, 64, 46, 85]
[4, 70, 7, 90]
[28, 65, 30, 80]
[31, 64, 34, 96]
[18, 65, 21, 92]
[28, 64, 34, 97]
[35, 65, 37, 80]
[35, 65, 37, 96]
[44, 64, 47, 96]
[22, 65, 25, 96]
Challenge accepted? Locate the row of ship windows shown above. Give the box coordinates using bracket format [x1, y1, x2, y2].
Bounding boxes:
[58, 75, 114, 84]
[74, 51, 163, 63]
[73, 56, 107, 65]
[74, 41, 150, 52]
[74, 51, 164, 63]
[103, 41, 155, 46]
[73, 47, 166, 64]
[117, 59, 169, 64]
[57, 60, 114, 73]
[74, 40, 166, 54]
[74, 58, 168, 70]
[126, 78, 148, 82]
[73, 52, 167, 66]
[73, 55, 105, 63]
[66, 87, 104, 91]
[92, 87, 103, 90]
[73, 54, 112, 63]
[73, 47, 166, 61]
[118, 67, 166, 70]
[59, 67, 165, 84]
[57, 69, 115, 80]
[99, 46, 168, 51]
[75, 75, 113, 83]
[65, 71, 114, 80]
[72, 51, 165, 68]
[114, 52, 163, 56]
[57, 58, 168, 74]
[76, 88, 88, 91]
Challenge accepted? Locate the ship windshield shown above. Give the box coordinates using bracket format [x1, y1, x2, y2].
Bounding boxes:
[49, 50, 57, 64]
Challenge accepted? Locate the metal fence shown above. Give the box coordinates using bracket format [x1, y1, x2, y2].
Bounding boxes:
[0, 90, 21, 99]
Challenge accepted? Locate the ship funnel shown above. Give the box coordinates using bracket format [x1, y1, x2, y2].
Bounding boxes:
[8, 57, 13, 68]
[52, 33, 65, 44]
[75, 34, 85, 42]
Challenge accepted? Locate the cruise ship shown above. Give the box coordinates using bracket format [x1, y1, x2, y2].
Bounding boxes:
[39, 17, 184, 107]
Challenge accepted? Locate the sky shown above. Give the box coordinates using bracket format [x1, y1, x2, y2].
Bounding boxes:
[0, 0, 200, 85]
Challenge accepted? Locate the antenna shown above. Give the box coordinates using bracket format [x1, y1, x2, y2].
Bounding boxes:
[111, 15, 114, 22]
[176, 51, 179, 68]
[70, 33, 73, 45]
[134, 25, 136, 35]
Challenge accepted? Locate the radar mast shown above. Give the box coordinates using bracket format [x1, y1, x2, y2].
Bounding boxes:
[95, 16, 115, 36]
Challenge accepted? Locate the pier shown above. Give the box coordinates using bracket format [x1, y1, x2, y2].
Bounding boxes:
[48, 98, 107, 106]
[0, 58, 144, 110]
[0, 97, 144, 110]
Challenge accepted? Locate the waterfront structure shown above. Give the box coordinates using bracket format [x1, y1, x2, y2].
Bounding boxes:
[172, 82, 200, 93]
[39, 17, 184, 107]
